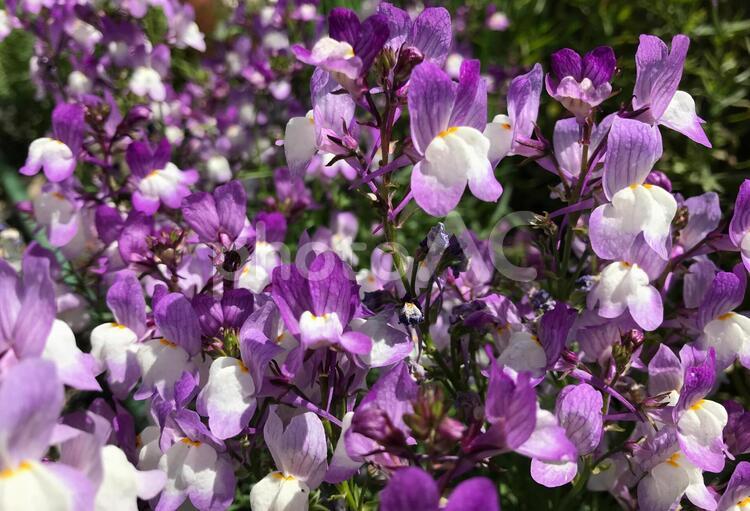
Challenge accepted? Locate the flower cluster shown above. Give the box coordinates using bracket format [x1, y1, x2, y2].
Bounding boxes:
[1, 2, 749, 511]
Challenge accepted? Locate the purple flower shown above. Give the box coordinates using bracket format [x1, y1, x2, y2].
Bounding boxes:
[636, 427, 716, 511]
[345, 362, 418, 466]
[250, 406, 328, 510]
[484, 64, 544, 164]
[181, 180, 247, 246]
[587, 234, 667, 331]
[20, 103, 85, 182]
[545, 47, 616, 121]
[292, 8, 389, 92]
[633, 34, 711, 147]
[530, 383, 603, 487]
[729, 179, 750, 272]
[284, 68, 356, 176]
[717, 462, 750, 511]
[0, 359, 95, 509]
[90, 271, 147, 397]
[0, 250, 56, 358]
[694, 265, 749, 370]
[380, 467, 500, 511]
[271, 252, 371, 355]
[154, 409, 236, 511]
[672, 347, 727, 473]
[408, 60, 500, 216]
[589, 116, 674, 261]
[126, 139, 198, 215]
[377, 3, 452, 67]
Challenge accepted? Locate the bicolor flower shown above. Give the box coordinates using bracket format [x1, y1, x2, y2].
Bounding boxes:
[377, 3, 452, 66]
[496, 303, 576, 377]
[292, 8, 389, 92]
[0, 251, 56, 358]
[672, 347, 728, 473]
[589, 116, 675, 260]
[42, 319, 101, 391]
[379, 467, 500, 511]
[587, 235, 667, 331]
[0, 359, 94, 511]
[155, 410, 236, 511]
[284, 68, 355, 176]
[408, 60, 500, 216]
[126, 139, 198, 215]
[717, 462, 750, 511]
[345, 362, 418, 466]
[549, 114, 613, 179]
[695, 266, 750, 370]
[637, 438, 716, 511]
[271, 252, 371, 355]
[250, 406, 328, 511]
[196, 308, 281, 440]
[129, 66, 166, 102]
[545, 46, 616, 121]
[20, 103, 85, 182]
[181, 180, 247, 247]
[530, 383, 603, 487]
[483, 63, 543, 164]
[632, 34, 711, 147]
[90, 271, 147, 397]
[729, 179, 750, 273]
[94, 445, 166, 511]
[135, 291, 202, 401]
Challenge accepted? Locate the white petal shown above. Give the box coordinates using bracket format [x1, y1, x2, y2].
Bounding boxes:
[0, 460, 73, 511]
[484, 114, 513, 162]
[249, 472, 310, 511]
[284, 114, 317, 174]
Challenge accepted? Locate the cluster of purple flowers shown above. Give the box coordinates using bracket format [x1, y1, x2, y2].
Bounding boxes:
[1, 1, 749, 511]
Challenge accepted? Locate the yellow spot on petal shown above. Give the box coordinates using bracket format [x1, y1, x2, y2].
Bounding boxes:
[111, 322, 127, 329]
[690, 399, 706, 411]
[272, 471, 296, 481]
[501, 122, 511, 130]
[718, 312, 735, 321]
[148, 169, 161, 178]
[531, 334, 541, 346]
[237, 359, 249, 373]
[666, 453, 680, 468]
[738, 497, 750, 507]
[181, 438, 202, 447]
[0, 461, 32, 479]
[52, 191, 66, 200]
[643, 184, 653, 189]
[160, 339, 178, 348]
[438, 126, 459, 138]
[620, 261, 632, 269]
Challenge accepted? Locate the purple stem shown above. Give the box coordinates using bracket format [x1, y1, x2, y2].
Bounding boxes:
[281, 394, 343, 427]
[570, 368, 644, 420]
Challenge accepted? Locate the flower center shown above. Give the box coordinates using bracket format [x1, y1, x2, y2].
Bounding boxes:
[0, 461, 32, 479]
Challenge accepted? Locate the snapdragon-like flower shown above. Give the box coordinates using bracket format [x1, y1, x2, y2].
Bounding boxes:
[483, 63, 544, 165]
[271, 252, 371, 355]
[587, 235, 666, 330]
[293, 8, 389, 93]
[408, 60, 501, 216]
[589, 116, 675, 260]
[181, 180, 247, 247]
[250, 406, 328, 511]
[0, 359, 94, 511]
[633, 34, 711, 147]
[546, 46, 616, 121]
[695, 266, 750, 370]
[284, 68, 356, 176]
[126, 139, 197, 215]
[20, 103, 85, 182]
[377, 3, 452, 67]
